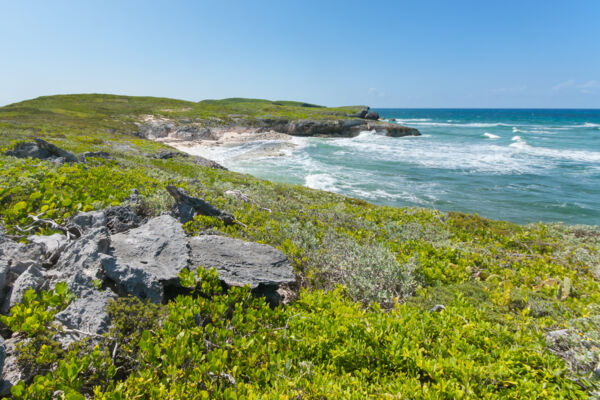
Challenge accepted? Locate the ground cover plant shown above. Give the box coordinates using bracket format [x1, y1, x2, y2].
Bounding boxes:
[0, 95, 599, 399]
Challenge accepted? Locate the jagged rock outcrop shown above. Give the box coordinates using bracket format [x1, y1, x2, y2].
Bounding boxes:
[1, 338, 22, 395]
[105, 205, 144, 234]
[0, 195, 296, 387]
[2, 265, 44, 313]
[166, 186, 235, 225]
[137, 115, 420, 141]
[349, 107, 369, 118]
[102, 215, 189, 303]
[365, 110, 380, 120]
[0, 335, 5, 378]
[188, 235, 295, 305]
[272, 118, 419, 137]
[4, 139, 78, 163]
[55, 289, 116, 337]
[149, 150, 226, 169]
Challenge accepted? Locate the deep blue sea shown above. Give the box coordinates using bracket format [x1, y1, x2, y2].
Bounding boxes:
[192, 109, 600, 226]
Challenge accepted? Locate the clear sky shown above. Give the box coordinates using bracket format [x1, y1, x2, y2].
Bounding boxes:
[1, 0, 599, 108]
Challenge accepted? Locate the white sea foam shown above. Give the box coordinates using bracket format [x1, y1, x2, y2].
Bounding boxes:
[394, 118, 432, 122]
[401, 121, 511, 128]
[483, 132, 500, 139]
[305, 173, 338, 192]
[512, 127, 521, 133]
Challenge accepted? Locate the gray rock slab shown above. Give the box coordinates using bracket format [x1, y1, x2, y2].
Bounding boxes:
[69, 211, 107, 232]
[103, 215, 189, 303]
[0, 338, 23, 396]
[48, 227, 111, 297]
[3, 265, 45, 312]
[188, 235, 294, 289]
[105, 205, 143, 234]
[55, 288, 115, 336]
[0, 336, 5, 379]
[27, 233, 66, 259]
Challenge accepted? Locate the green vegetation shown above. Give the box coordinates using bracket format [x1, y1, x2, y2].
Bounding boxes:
[0, 94, 364, 140]
[1, 95, 599, 398]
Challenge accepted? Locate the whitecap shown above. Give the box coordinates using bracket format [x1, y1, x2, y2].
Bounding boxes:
[483, 132, 500, 139]
[305, 173, 338, 192]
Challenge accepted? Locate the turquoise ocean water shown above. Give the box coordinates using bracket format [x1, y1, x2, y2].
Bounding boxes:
[192, 109, 600, 225]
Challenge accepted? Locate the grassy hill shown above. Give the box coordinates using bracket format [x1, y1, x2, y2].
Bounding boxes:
[0, 94, 364, 140]
[1, 95, 599, 398]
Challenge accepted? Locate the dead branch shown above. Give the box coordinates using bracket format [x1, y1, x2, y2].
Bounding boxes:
[15, 211, 81, 240]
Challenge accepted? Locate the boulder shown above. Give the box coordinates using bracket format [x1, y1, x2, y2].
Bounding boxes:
[47, 227, 111, 297]
[55, 289, 116, 337]
[349, 107, 369, 118]
[0, 338, 23, 396]
[153, 150, 185, 160]
[102, 215, 189, 303]
[188, 235, 295, 305]
[0, 241, 46, 280]
[27, 233, 66, 260]
[34, 139, 78, 163]
[166, 186, 235, 225]
[4, 140, 79, 164]
[365, 110, 380, 120]
[0, 258, 8, 300]
[69, 210, 107, 233]
[2, 265, 45, 313]
[105, 206, 143, 234]
[4, 142, 52, 159]
[191, 155, 227, 170]
[0, 335, 5, 378]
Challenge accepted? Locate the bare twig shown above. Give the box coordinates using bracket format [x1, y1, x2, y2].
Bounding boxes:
[16, 211, 81, 240]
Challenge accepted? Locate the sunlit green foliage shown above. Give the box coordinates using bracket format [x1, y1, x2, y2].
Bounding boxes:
[7, 269, 592, 399]
[1, 94, 599, 398]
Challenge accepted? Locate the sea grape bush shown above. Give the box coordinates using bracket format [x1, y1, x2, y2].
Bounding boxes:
[6, 270, 591, 399]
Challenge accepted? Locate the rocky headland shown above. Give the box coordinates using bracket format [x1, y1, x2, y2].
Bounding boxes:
[135, 106, 420, 151]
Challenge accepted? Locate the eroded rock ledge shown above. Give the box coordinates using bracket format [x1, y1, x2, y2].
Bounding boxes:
[136, 113, 421, 142]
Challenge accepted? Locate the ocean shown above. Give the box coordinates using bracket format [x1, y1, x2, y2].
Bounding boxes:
[189, 109, 600, 226]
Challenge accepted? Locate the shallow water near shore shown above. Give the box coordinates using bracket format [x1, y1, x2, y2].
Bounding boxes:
[184, 109, 600, 225]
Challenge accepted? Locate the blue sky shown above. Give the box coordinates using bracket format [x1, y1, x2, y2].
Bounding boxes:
[1, 0, 599, 108]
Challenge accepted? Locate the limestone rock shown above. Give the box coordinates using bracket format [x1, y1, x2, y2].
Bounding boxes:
[349, 107, 369, 118]
[103, 215, 189, 303]
[48, 227, 111, 297]
[0, 259, 8, 300]
[55, 289, 116, 337]
[0, 336, 5, 378]
[27, 233, 67, 260]
[0, 338, 24, 396]
[2, 265, 45, 313]
[191, 155, 227, 170]
[69, 210, 107, 233]
[105, 206, 143, 234]
[188, 235, 295, 305]
[365, 110, 380, 120]
[4, 141, 52, 159]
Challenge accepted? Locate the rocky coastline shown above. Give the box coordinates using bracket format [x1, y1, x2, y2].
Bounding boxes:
[136, 107, 421, 148]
